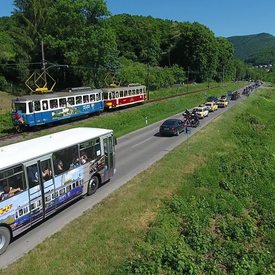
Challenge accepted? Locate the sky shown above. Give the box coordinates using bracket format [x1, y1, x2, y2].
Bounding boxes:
[1, 0, 275, 37]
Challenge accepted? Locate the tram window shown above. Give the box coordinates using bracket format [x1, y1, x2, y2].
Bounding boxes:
[83, 95, 89, 103]
[90, 94, 95, 102]
[111, 92, 115, 99]
[124, 90, 127, 97]
[132, 90, 136, 95]
[128, 90, 132, 96]
[50, 99, 58, 109]
[0, 165, 25, 201]
[42, 100, 48, 110]
[136, 89, 139, 94]
[14, 103, 26, 113]
[68, 97, 75, 106]
[119, 90, 123, 97]
[59, 98, 66, 107]
[96, 93, 100, 101]
[115, 91, 119, 98]
[19, 209, 23, 216]
[76, 96, 82, 104]
[59, 188, 65, 196]
[103, 93, 108, 100]
[34, 101, 41, 111]
[28, 102, 34, 113]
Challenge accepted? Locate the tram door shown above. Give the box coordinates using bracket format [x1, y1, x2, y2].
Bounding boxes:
[25, 156, 55, 224]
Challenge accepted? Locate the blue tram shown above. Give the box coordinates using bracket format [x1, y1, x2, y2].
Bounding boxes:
[11, 87, 104, 131]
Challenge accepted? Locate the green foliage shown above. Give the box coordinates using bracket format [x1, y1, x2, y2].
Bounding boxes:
[116, 88, 275, 274]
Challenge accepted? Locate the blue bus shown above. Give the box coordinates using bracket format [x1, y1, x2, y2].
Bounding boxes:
[0, 127, 116, 254]
[11, 87, 104, 132]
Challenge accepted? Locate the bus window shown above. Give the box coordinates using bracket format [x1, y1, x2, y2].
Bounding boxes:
[27, 164, 39, 188]
[0, 165, 25, 201]
[41, 159, 52, 182]
[68, 97, 75, 106]
[50, 99, 58, 109]
[59, 98, 66, 107]
[76, 96, 82, 104]
[80, 139, 101, 163]
[34, 101, 41, 111]
[53, 145, 79, 175]
[42, 100, 48, 110]
[83, 95, 89, 103]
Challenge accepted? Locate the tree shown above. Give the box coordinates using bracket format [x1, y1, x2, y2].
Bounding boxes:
[170, 22, 218, 82]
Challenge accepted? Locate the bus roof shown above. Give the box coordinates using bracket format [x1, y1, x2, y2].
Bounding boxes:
[0, 127, 112, 170]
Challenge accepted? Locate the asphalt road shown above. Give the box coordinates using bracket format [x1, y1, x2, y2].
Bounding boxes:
[0, 86, 253, 268]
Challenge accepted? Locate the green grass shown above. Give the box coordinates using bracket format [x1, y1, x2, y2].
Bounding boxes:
[3, 82, 274, 275]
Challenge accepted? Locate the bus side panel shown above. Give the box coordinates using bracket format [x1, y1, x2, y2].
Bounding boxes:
[0, 191, 31, 237]
[53, 168, 84, 209]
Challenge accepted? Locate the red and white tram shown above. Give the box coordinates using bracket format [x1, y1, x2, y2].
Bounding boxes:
[103, 84, 147, 109]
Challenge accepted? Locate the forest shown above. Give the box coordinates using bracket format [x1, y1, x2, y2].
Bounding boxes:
[0, 0, 261, 94]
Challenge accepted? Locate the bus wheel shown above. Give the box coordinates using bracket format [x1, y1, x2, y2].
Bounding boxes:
[87, 175, 99, 195]
[0, 227, 11, 255]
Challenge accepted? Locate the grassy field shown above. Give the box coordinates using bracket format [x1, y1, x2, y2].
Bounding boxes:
[1, 84, 274, 274]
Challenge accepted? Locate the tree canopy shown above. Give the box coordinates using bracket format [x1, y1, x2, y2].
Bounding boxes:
[0, 1, 261, 93]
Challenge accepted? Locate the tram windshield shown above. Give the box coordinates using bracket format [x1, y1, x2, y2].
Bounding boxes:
[13, 102, 27, 113]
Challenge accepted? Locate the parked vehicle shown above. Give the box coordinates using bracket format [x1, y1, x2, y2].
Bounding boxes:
[194, 106, 209, 118]
[159, 119, 185, 136]
[204, 102, 218, 112]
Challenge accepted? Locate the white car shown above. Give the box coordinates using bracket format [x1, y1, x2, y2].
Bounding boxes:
[195, 106, 209, 118]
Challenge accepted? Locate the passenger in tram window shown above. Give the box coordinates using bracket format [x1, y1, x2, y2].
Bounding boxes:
[76, 96, 82, 104]
[96, 94, 100, 101]
[59, 98, 66, 107]
[83, 95, 89, 103]
[42, 101, 48, 110]
[90, 94, 95, 102]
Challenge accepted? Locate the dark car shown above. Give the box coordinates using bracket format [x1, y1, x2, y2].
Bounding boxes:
[206, 96, 218, 103]
[159, 119, 184, 136]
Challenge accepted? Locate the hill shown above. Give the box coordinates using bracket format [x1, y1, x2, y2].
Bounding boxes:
[228, 33, 275, 65]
